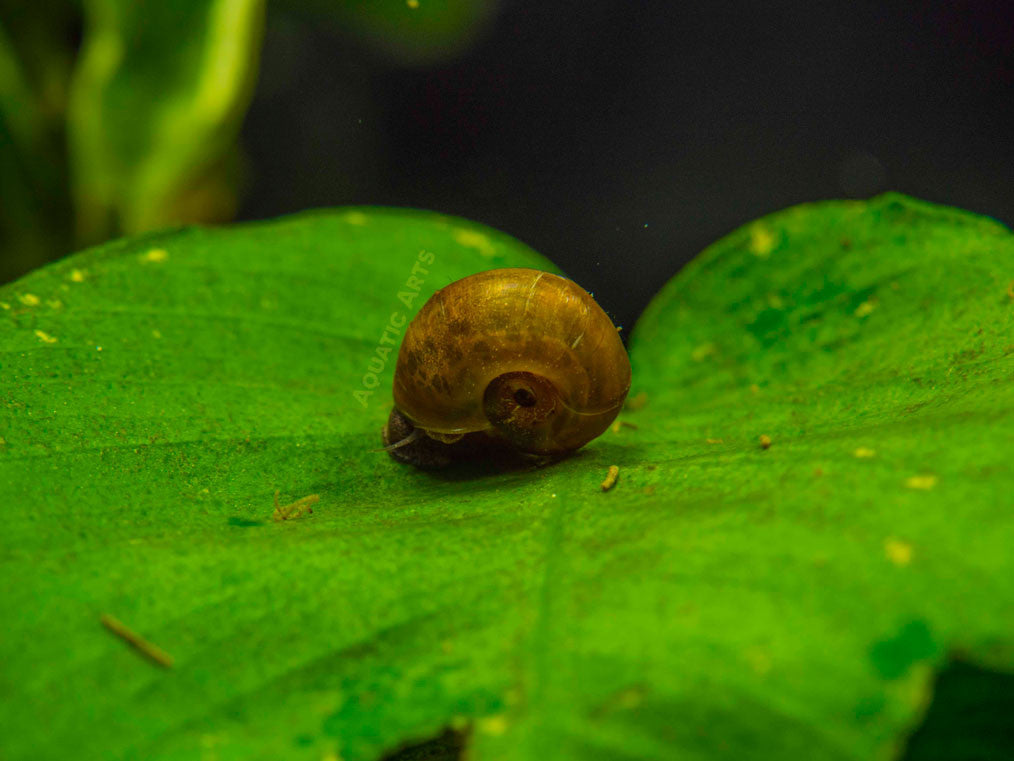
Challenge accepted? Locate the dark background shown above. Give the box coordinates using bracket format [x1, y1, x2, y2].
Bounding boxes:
[240, 0, 1013, 331]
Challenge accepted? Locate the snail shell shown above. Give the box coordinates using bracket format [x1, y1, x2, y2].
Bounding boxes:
[384, 267, 631, 465]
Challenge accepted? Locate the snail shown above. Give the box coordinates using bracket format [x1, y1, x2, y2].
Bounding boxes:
[383, 267, 631, 468]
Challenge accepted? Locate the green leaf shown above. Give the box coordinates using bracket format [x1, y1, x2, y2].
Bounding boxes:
[67, 0, 265, 244]
[1, 195, 1012, 761]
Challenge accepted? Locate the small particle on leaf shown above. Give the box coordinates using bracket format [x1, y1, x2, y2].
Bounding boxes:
[600, 465, 620, 491]
[884, 538, 913, 566]
[141, 248, 168, 263]
[70, 268, 86, 282]
[34, 330, 57, 344]
[759, 434, 772, 449]
[905, 474, 937, 490]
[1007, 280, 1014, 301]
[18, 293, 40, 306]
[610, 419, 638, 433]
[100, 613, 174, 668]
[854, 300, 877, 317]
[476, 714, 509, 736]
[46, 299, 62, 309]
[749, 225, 775, 257]
[272, 491, 319, 521]
[854, 447, 876, 458]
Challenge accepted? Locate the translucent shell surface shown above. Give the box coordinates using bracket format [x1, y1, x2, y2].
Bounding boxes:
[391, 267, 631, 455]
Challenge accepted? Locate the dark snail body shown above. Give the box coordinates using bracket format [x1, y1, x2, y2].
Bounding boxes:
[383, 268, 631, 468]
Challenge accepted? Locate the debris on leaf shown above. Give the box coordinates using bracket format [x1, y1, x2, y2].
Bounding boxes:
[759, 434, 772, 450]
[272, 491, 319, 521]
[100, 614, 174, 668]
[601, 465, 620, 492]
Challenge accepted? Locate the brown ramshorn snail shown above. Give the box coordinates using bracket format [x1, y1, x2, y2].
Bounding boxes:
[383, 267, 631, 468]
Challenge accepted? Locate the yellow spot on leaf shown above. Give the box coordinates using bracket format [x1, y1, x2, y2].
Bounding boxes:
[46, 299, 63, 309]
[854, 446, 876, 458]
[749, 225, 775, 257]
[884, 538, 913, 566]
[477, 714, 509, 736]
[70, 269, 86, 282]
[905, 474, 937, 490]
[0, 301, 9, 310]
[854, 300, 877, 317]
[18, 293, 40, 306]
[407, 0, 420, 7]
[152, 329, 163, 339]
[343, 210, 368, 226]
[706, 437, 723, 444]
[453, 228, 496, 256]
[142, 248, 168, 263]
[34, 330, 57, 344]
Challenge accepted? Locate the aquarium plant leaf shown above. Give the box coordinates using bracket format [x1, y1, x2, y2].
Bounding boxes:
[1, 195, 1012, 761]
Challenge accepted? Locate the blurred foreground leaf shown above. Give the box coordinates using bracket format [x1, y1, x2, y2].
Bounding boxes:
[1, 195, 1012, 760]
[68, 0, 265, 244]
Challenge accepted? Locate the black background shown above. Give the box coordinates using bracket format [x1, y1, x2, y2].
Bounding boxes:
[240, 0, 1013, 331]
